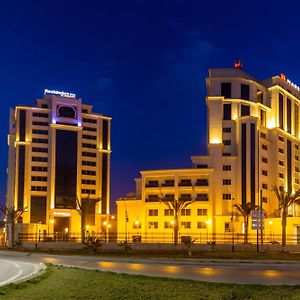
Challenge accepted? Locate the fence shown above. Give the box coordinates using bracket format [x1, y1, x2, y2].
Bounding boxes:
[18, 231, 300, 245]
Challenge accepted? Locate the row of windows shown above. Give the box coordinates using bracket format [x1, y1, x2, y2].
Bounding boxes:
[31, 186, 47, 191]
[146, 193, 208, 201]
[221, 82, 255, 101]
[82, 134, 97, 140]
[159, 221, 207, 229]
[82, 179, 96, 185]
[32, 138, 48, 144]
[32, 129, 48, 135]
[32, 121, 48, 126]
[146, 179, 209, 187]
[32, 147, 48, 153]
[82, 118, 97, 124]
[82, 151, 96, 158]
[148, 208, 207, 216]
[82, 161, 96, 166]
[82, 170, 96, 176]
[83, 126, 97, 132]
[32, 157, 48, 162]
[82, 143, 97, 149]
[33, 112, 48, 118]
[32, 166, 47, 172]
[32, 176, 47, 181]
[81, 189, 96, 194]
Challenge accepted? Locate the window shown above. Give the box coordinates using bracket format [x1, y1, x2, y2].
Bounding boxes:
[262, 170, 268, 176]
[32, 121, 48, 126]
[32, 129, 48, 135]
[148, 222, 158, 229]
[179, 179, 191, 186]
[146, 180, 159, 187]
[83, 126, 97, 132]
[196, 193, 208, 201]
[82, 134, 97, 141]
[181, 221, 191, 229]
[262, 144, 268, 150]
[223, 140, 231, 145]
[32, 147, 48, 153]
[241, 84, 250, 100]
[147, 195, 159, 202]
[179, 194, 191, 200]
[31, 176, 47, 181]
[148, 209, 158, 216]
[33, 112, 48, 118]
[82, 179, 96, 185]
[262, 157, 268, 163]
[279, 173, 284, 179]
[296, 179, 299, 184]
[162, 180, 174, 186]
[241, 104, 250, 116]
[279, 93, 284, 129]
[296, 167, 300, 173]
[82, 109, 88, 113]
[32, 166, 47, 172]
[82, 143, 97, 149]
[223, 153, 231, 156]
[223, 103, 232, 120]
[81, 189, 96, 194]
[164, 209, 174, 216]
[225, 222, 230, 232]
[260, 132, 266, 139]
[82, 151, 97, 158]
[32, 138, 48, 144]
[197, 209, 207, 216]
[262, 197, 268, 203]
[223, 179, 231, 185]
[223, 127, 231, 133]
[223, 165, 231, 171]
[41, 104, 48, 108]
[260, 110, 266, 127]
[296, 156, 299, 161]
[221, 83, 231, 98]
[196, 164, 208, 169]
[82, 118, 97, 124]
[82, 161, 96, 166]
[223, 193, 232, 200]
[31, 186, 47, 191]
[82, 170, 96, 177]
[165, 194, 175, 200]
[279, 136, 284, 142]
[279, 160, 284, 166]
[262, 183, 268, 190]
[164, 222, 173, 229]
[257, 89, 263, 103]
[32, 157, 48, 162]
[181, 209, 191, 216]
[197, 222, 207, 229]
[196, 179, 208, 186]
[279, 148, 284, 154]
[296, 144, 299, 150]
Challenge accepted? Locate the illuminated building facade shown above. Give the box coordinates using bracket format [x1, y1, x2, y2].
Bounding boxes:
[6, 91, 111, 239]
[117, 67, 300, 244]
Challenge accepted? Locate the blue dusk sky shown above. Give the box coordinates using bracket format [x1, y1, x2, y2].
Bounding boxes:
[0, 0, 299, 210]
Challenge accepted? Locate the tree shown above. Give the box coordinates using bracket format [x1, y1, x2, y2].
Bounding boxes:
[234, 202, 257, 244]
[272, 186, 300, 252]
[159, 194, 193, 246]
[0, 206, 26, 247]
[75, 195, 101, 244]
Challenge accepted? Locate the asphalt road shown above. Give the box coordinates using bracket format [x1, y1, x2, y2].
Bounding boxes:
[0, 251, 300, 285]
[0, 258, 44, 287]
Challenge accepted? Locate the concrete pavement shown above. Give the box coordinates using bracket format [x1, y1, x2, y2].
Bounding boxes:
[0, 258, 45, 287]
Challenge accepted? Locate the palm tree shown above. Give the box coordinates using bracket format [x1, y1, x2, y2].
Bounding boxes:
[272, 185, 300, 252]
[159, 194, 193, 246]
[75, 195, 101, 244]
[234, 202, 257, 243]
[0, 206, 26, 247]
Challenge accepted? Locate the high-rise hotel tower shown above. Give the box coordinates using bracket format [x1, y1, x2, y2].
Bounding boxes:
[7, 90, 111, 237]
[116, 65, 300, 243]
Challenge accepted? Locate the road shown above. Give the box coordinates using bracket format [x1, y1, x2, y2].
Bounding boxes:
[0, 251, 300, 285]
[0, 258, 44, 287]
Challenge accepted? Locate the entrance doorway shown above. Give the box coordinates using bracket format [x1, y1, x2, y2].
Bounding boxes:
[54, 217, 70, 241]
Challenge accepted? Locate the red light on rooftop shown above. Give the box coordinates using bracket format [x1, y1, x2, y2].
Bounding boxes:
[234, 60, 242, 69]
[280, 73, 287, 81]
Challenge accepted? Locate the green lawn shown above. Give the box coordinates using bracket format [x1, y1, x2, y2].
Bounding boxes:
[0, 266, 300, 300]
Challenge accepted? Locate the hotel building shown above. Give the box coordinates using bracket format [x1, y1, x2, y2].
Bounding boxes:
[116, 65, 300, 244]
[6, 90, 111, 239]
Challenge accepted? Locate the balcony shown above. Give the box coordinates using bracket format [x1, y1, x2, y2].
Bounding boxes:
[161, 182, 174, 187]
[178, 182, 192, 187]
[145, 183, 159, 188]
[195, 196, 209, 201]
[145, 197, 159, 202]
[195, 180, 209, 187]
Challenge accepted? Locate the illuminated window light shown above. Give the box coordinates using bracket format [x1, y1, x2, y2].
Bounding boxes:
[266, 119, 276, 129]
[52, 118, 57, 124]
[210, 138, 221, 144]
